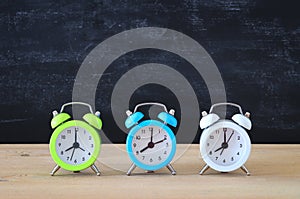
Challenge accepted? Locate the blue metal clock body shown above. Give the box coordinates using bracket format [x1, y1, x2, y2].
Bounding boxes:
[125, 102, 178, 175]
[126, 120, 176, 171]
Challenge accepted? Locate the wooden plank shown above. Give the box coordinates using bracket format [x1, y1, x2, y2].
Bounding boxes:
[0, 144, 299, 198]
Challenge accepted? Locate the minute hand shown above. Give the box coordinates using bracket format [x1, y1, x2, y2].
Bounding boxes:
[65, 146, 74, 152]
[153, 138, 167, 145]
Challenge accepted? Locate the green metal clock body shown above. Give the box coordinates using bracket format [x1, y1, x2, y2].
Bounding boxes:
[49, 120, 101, 171]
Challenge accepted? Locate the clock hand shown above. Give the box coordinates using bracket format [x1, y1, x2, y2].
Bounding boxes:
[150, 129, 153, 143]
[65, 146, 74, 152]
[140, 138, 166, 153]
[214, 146, 223, 153]
[218, 132, 234, 156]
[79, 147, 85, 152]
[212, 131, 233, 156]
[220, 148, 225, 156]
[140, 133, 167, 153]
[140, 146, 149, 153]
[153, 138, 167, 145]
[75, 129, 78, 143]
[70, 148, 76, 161]
[226, 132, 234, 143]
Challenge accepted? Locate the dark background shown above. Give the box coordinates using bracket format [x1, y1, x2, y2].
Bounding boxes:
[0, 0, 299, 144]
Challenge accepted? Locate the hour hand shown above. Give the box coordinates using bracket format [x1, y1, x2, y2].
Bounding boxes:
[140, 146, 149, 153]
[65, 146, 74, 152]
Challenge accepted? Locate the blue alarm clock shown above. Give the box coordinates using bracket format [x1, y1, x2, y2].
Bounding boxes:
[125, 102, 178, 176]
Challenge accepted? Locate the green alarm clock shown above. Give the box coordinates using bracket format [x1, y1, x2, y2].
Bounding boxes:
[49, 102, 102, 176]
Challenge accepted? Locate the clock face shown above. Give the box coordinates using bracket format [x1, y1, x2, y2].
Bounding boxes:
[205, 127, 245, 166]
[200, 121, 251, 172]
[50, 120, 101, 171]
[55, 126, 95, 165]
[126, 120, 176, 171]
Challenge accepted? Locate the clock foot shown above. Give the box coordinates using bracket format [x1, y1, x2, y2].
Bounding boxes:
[50, 165, 60, 176]
[166, 164, 176, 175]
[146, 170, 154, 173]
[73, 171, 80, 173]
[91, 164, 101, 176]
[241, 165, 251, 176]
[199, 164, 209, 175]
[126, 163, 136, 176]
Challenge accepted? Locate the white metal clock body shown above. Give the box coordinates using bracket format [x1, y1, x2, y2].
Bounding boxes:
[199, 102, 252, 175]
[200, 120, 251, 172]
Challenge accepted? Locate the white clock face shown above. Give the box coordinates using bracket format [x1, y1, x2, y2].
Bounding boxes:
[200, 121, 251, 172]
[131, 125, 173, 166]
[55, 126, 95, 165]
[205, 127, 245, 166]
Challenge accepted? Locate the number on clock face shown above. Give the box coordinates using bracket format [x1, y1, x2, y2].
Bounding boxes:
[55, 126, 95, 165]
[132, 125, 172, 165]
[205, 127, 245, 166]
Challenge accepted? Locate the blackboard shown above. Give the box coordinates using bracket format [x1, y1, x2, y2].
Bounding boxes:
[0, 0, 299, 144]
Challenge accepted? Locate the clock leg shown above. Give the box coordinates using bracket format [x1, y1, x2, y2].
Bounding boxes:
[50, 165, 60, 176]
[166, 164, 176, 175]
[126, 163, 136, 176]
[241, 165, 251, 176]
[91, 164, 101, 176]
[199, 164, 209, 175]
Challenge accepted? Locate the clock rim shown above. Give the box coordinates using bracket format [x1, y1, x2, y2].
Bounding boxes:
[49, 120, 101, 171]
[126, 120, 176, 171]
[199, 120, 251, 172]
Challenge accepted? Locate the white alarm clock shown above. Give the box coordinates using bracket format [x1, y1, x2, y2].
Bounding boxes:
[199, 102, 252, 175]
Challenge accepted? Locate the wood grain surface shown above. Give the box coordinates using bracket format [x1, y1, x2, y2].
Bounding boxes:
[0, 144, 299, 198]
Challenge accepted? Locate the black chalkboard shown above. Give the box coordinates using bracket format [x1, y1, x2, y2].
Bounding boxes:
[0, 0, 299, 144]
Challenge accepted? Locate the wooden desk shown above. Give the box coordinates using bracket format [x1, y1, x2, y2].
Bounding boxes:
[0, 144, 299, 198]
